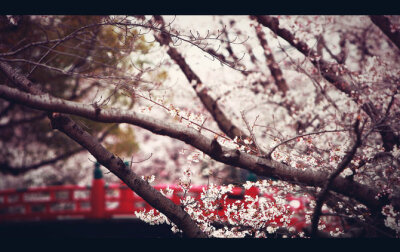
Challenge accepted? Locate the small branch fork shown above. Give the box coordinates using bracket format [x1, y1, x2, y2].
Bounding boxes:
[126, 88, 231, 141]
[240, 111, 261, 155]
[0, 60, 207, 238]
[253, 23, 289, 95]
[254, 15, 400, 152]
[149, 15, 259, 150]
[310, 118, 364, 237]
[0, 71, 396, 220]
[267, 128, 352, 159]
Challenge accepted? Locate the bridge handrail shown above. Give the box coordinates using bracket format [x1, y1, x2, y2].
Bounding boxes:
[1, 163, 337, 232]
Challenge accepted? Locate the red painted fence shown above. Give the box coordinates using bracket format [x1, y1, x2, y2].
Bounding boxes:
[0, 164, 326, 232]
[0, 182, 274, 221]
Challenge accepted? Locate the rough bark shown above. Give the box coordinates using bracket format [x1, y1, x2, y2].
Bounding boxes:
[50, 113, 207, 238]
[152, 16, 255, 149]
[370, 15, 400, 51]
[0, 84, 394, 213]
[253, 15, 400, 151]
[254, 24, 289, 95]
[0, 61, 207, 238]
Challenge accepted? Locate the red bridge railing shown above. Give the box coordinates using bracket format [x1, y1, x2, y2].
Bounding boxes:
[0, 182, 270, 222]
[0, 163, 319, 231]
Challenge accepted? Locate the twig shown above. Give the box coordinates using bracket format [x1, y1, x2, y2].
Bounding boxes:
[310, 119, 363, 236]
[240, 111, 261, 155]
[267, 128, 352, 158]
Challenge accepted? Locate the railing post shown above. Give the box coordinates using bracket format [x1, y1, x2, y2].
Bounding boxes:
[90, 162, 106, 219]
[118, 162, 134, 213]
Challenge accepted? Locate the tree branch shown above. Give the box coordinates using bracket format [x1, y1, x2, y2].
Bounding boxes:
[49, 113, 207, 238]
[151, 15, 254, 148]
[0, 61, 206, 238]
[0, 112, 46, 129]
[0, 83, 393, 213]
[310, 119, 363, 236]
[370, 15, 400, 51]
[254, 24, 289, 95]
[0, 124, 116, 176]
[0, 148, 82, 176]
[254, 15, 400, 151]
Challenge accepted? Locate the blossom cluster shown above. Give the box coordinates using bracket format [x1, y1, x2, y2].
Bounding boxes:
[382, 204, 400, 236]
[134, 175, 322, 238]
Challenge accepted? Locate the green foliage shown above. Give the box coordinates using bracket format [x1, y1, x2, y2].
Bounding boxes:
[0, 16, 154, 97]
[0, 16, 160, 176]
[105, 126, 139, 157]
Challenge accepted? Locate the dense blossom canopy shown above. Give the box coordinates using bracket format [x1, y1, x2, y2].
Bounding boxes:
[0, 15, 399, 238]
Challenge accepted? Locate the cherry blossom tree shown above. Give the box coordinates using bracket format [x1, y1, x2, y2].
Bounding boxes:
[0, 15, 399, 238]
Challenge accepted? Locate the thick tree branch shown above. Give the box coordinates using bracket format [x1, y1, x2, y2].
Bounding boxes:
[254, 24, 289, 95]
[0, 83, 393, 213]
[49, 113, 207, 238]
[253, 15, 400, 151]
[0, 61, 206, 238]
[370, 15, 400, 51]
[151, 15, 253, 147]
